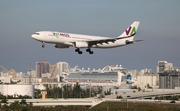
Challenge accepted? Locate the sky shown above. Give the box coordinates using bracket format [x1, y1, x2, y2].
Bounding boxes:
[0, 0, 180, 72]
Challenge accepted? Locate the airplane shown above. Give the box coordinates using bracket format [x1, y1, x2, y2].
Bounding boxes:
[31, 21, 142, 54]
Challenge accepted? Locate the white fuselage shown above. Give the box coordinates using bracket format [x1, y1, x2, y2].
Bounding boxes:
[32, 31, 128, 48]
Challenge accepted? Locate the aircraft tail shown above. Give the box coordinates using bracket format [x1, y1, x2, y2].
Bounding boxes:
[118, 21, 140, 40]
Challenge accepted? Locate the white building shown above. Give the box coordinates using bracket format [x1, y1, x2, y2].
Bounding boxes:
[139, 69, 152, 75]
[137, 73, 159, 89]
[56, 62, 70, 82]
[0, 84, 34, 97]
[0, 76, 11, 83]
[16, 77, 42, 84]
[27, 70, 36, 77]
[16, 72, 25, 77]
[156, 61, 173, 73]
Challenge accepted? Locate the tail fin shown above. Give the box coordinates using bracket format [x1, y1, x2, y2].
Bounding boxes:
[118, 21, 140, 39]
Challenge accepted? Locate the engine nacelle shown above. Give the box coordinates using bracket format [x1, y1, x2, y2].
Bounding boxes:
[54, 44, 69, 48]
[74, 41, 88, 48]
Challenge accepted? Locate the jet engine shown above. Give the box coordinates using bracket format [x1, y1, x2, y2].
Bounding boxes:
[74, 41, 88, 48]
[54, 44, 69, 48]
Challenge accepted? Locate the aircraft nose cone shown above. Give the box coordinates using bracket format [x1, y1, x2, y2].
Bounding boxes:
[31, 34, 37, 39]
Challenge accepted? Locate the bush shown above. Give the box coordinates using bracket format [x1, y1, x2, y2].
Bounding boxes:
[116, 95, 123, 99]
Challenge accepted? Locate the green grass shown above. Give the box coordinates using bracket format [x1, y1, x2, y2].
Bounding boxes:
[90, 101, 180, 111]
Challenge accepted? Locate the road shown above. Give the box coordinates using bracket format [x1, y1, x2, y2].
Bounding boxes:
[6, 89, 180, 107]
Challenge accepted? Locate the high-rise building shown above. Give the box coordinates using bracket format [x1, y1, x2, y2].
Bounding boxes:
[56, 62, 70, 82]
[49, 64, 56, 74]
[156, 61, 173, 73]
[36, 61, 49, 78]
[56, 62, 70, 75]
[159, 69, 180, 89]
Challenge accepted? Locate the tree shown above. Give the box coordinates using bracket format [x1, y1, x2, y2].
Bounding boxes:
[20, 99, 27, 106]
[9, 100, 20, 109]
[72, 82, 81, 98]
[104, 88, 111, 95]
[1, 96, 8, 104]
[147, 84, 152, 89]
[137, 87, 141, 92]
[116, 95, 123, 99]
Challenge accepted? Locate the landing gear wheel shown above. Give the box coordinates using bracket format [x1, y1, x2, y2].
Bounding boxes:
[75, 48, 80, 52]
[89, 51, 94, 54]
[75, 48, 82, 54]
[78, 51, 83, 54]
[86, 48, 93, 54]
[86, 49, 90, 52]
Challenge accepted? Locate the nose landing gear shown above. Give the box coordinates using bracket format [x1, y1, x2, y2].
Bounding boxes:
[42, 42, 45, 48]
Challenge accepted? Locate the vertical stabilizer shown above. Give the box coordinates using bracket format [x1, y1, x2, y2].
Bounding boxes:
[118, 21, 140, 39]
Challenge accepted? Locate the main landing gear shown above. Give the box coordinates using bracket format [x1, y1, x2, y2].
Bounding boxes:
[75, 48, 94, 54]
[75, 48, 82, 54]
[86, 48, 94, 54]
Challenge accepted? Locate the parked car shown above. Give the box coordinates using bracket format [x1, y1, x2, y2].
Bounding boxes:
[170, 100, 176, 103]
[95, 94, 105, 98]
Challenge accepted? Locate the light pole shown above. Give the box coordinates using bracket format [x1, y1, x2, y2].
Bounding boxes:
[142, 82, 143, 99]
[163, 76, 164, 100]
[89, 79, 91, 98]
[126, 95, 130, 109]
[127, 96, 128, 109]
[107, 106, 109, 111]
[62, 84, 63, 100]
[178, 74, 179, 90]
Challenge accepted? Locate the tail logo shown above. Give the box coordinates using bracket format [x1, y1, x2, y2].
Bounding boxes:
[126, 26, 136, 36]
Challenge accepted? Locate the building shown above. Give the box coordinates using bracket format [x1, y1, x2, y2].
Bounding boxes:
[0, 84, 34, 97]
[0, 76, 11, 83]
[159, 69, 180, 89]
[137, 73, 159, 89]
[36, 60, 49, 78]
[8, 69, 17, 78]
[49, 64, 56, 74]
[56, 62, 70, 82]
[157, 61, 173, 73]
[42, 78, 58, 83]
[16, 72, 25, 77]
[17, 77, 41, 84]
[56, 62, 70, 75]
[27, 70, 36, 77]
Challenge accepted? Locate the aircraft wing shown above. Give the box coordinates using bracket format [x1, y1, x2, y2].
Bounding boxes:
[86, 35, 134, 46]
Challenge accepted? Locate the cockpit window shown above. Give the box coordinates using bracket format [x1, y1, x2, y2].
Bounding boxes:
[35, 33, 40, 35]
